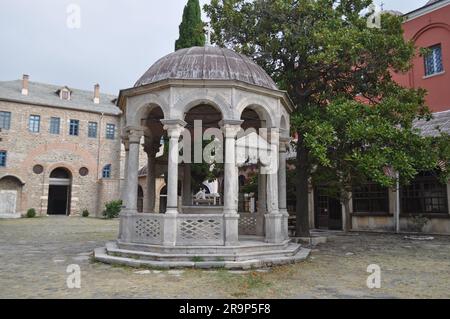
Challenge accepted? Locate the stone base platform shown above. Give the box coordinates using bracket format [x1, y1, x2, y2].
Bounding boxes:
[94, 238, 311, 270]
[0, 214, 22, 219]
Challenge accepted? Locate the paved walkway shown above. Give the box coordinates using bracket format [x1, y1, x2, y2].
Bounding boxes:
[1, 217, 449, 298]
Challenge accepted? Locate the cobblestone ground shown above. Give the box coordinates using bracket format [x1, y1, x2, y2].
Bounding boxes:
[0, 217, 449, 299]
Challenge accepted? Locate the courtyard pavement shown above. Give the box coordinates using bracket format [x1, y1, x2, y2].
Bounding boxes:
[0, 217, 449, 299]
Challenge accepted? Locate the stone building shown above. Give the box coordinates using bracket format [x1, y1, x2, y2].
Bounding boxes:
[0, 75, 122, 217]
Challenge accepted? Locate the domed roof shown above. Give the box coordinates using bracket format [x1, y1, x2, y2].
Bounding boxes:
[135, 46, 278, 90]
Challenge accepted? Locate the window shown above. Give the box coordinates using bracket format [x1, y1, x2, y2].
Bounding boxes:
[0, 111, 11, 130]
[401, 172, 448, 215]
[62, 91, 70, 100]
[59, 88, 71, 100]
[88, 122, 98, 138]
[49, 117, 60, 135]
[106, 124, 116, 140]
[424, 44, 444, 76]
[69, 119, 79, 136]
[353, 183, 389, 214]
[102, 164, 112, 178]
[33, 165, 44, 174]
[0, 151, 6, 167]
[79, 167, 89, 177]
[29, 115, 40, 133]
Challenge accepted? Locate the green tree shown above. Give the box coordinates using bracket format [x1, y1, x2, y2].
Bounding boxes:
[205, 0, 450, 234]
[175, 0, 205, 50]
[310, 95, 450, 231]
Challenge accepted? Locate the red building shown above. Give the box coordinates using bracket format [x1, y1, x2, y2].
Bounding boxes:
[393, 0, 450, 112]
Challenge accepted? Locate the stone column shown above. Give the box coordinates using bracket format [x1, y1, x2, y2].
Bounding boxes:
[264, 128, 283, 243]
[118, 137, 128, 240]
[119, 128, 143, 242]
[144, 142, 159, 214]
[161, 120, 186, 246]
[120, 138, 130, 207]
[123, 130, 142, 212]
[220, 120, 243, 246]
[257, 171, 267, 236]
[182, 163, 192, 207]
[278, 138, 290, 240]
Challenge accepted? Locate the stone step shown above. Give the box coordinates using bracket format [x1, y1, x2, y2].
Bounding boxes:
[94, 246, 311, 270]
[116, 240, 292, 255]
[105, 242, 302, 262]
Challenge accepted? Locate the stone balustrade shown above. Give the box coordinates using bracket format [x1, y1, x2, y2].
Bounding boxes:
[123, 213, 226, 246]
[176, 214, 225, 246]
[238, 213, 265, 236]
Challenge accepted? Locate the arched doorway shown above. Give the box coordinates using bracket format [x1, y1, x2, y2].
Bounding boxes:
[0, 176, 24, 217]
[47, 168, 72, 216]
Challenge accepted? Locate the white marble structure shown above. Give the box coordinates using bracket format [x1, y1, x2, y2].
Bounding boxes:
[95, 46, 310, 268]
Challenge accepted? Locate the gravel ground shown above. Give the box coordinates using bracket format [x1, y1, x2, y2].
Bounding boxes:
[0, 217, 449, 299]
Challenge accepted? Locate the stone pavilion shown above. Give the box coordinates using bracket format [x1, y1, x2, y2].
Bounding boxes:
[95, 46, 310, 269]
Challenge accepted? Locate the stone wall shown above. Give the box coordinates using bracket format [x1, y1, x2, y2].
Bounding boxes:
[0, 100, 122, 216]
[97, 179, 122, 216]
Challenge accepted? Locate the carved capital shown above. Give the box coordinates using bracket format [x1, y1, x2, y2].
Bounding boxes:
[124, 126, 144, 144]
[161, 119, 186, 139]
[219, 120, 243, 139]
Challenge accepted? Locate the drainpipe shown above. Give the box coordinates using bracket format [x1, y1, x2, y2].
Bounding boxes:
[97, 113, 104, 180]
[40, 166, 46, 216]
[95, 113, 104, 217]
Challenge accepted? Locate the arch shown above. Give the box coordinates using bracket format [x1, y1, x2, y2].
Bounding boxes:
[132, 102, 167, 128]
[47, 163, 76, 178]
[23, 144, 96, 174]
[280, 115, 289, 138]
[182, 99, 226, 120]
[50, 167, 72, 179]
[237, 97, 278, 128]
[184, 104, 224, 130]
[0, 175, 25, 185]
[280, 115, 288, 130]
[174, 91, 232, 120]
[412, 23, 450, 42]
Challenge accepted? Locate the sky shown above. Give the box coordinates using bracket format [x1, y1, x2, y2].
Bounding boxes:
[0, 0, 430, 95]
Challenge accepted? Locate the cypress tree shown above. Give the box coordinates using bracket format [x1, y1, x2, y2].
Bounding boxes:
[175, 0, 205, 51]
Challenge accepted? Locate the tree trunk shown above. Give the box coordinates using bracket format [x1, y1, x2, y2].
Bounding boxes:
[341, 189, 352, 233]
[295, 136, 311, 237]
